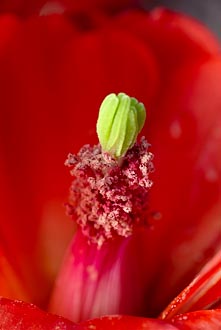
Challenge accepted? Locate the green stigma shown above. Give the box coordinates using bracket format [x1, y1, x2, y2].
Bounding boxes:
[96, 92, 146, 159]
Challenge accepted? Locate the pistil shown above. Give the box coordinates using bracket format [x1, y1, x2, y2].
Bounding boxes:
[65, 93, 154, 247]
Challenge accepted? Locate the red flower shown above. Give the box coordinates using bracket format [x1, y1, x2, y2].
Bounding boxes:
[0, 1, 221, 329]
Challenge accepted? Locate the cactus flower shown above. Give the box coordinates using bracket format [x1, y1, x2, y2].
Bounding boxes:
[0, 1, 221, 330]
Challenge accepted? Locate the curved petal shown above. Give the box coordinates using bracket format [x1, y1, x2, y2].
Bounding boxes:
[105, 8, 221, 315]
[74, 311, 221, 330]
[145, 56, 221, 314]
[112, 8, 220, 69]
[77, 315, 179, 330]
[161, 249, 221, 319]
[170, 310, 221, 330]
[0, 249, 29, 301]
[0, 297, 76, 329]
[0, 10, 158, 305]
[0, 14, 78, 305]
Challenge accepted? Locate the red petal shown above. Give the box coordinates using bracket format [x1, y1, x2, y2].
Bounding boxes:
[75, 311, 221, 330]
[171, 310, 221, 330]
[76, 312, 221, 330]
[0, 297, 76, 329]
[0, 249, 29, 300]
[112, 8, 220, 72]
[161, 250, 221, 319]
[0, 11, 158, 305]
[59, 22, 158, 150]
[112, 8, 221, 315]
[77, 315, 179, 330]
[0, 14, 77, 305]
[145, 56, 221, 314]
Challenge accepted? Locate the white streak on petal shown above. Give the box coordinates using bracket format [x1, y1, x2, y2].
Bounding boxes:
[205, 168, 218, 182]
[40, 1, 65, 16]
[169, 120, 182, 139]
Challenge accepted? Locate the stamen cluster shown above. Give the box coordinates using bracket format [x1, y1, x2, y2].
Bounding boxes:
[65, 137, 154, 247]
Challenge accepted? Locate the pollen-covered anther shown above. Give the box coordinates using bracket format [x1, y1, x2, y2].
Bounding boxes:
[66, 137, 154, 247]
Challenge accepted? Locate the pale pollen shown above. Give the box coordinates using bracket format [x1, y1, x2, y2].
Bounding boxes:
[66, 137, 154, 247]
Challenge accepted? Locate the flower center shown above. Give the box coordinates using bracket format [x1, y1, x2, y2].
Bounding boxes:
[65, 137, 154, 247]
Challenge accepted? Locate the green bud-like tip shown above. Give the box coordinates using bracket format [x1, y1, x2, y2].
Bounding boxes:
[96, 92, 146, 159]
